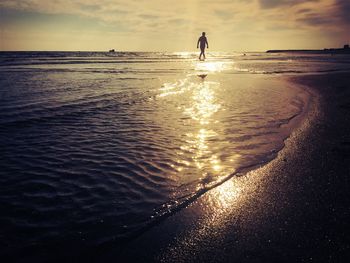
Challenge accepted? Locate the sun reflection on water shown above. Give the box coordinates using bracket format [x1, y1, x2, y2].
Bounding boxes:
[183, 79, 224, 177]
[158, 79, 194, 98]
[157, 59, 237, 188]
[184, 81, 220, 124]
[194, 61, 233, 73]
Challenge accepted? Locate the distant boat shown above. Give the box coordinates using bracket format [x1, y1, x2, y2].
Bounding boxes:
[109, 49, 115, 53]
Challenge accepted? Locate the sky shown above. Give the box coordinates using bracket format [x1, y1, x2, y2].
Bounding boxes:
[0, 0, 349, 51]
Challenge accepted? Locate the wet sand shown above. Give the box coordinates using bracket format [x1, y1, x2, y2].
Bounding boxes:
[102, 72, 350, 263]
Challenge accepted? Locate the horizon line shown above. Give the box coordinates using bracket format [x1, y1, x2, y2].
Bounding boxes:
[0, 50, 265, 53]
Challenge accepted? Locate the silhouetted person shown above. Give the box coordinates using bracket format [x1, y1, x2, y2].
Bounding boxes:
[197, 32, 209, 60]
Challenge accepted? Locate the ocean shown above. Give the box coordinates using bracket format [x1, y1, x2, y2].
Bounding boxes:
[1, 51, 350, 259]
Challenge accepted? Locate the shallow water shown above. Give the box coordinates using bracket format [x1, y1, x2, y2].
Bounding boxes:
[0, 51, 344, 255]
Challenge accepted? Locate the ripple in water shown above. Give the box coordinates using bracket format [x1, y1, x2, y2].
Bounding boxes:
[0, 53, 311, 256]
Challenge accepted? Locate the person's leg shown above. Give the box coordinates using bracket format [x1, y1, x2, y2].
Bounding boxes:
[200, 48, 205, 60]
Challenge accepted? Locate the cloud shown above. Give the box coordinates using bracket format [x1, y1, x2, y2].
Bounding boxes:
[139, 14, 159, 20]
[168, 18, 187, 24]
[0, 1, 344, 34]
[259, 0, 319, 9]
[335, 0, 350, 23]
[297, 14, 336, 26]
[79, 4, 101, 12]
[297, 8, 312, 14]
[214, 9, 234, 20]
[293, 0, 350, 29]
[0, 0, 349, 51]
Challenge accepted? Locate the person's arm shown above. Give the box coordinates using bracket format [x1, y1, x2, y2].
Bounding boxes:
[206, 38, 209, 48]
[197, 38, 200, 48]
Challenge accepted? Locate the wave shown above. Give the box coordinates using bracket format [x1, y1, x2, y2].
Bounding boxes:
[0, 50, 327, 254]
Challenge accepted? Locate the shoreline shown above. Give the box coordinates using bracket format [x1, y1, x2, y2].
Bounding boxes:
[100, 72, 350, 262]
[95, 74, 314, 248]
[3, 72, 349, 262]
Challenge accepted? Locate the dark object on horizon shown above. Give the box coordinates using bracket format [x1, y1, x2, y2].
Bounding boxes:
[109, 49, 115, 53]
[197, 32, 209, 60]
[266, 44, 350, 54]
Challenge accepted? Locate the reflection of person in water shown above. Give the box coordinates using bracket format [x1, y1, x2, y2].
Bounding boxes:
[197, 32, 209, 60]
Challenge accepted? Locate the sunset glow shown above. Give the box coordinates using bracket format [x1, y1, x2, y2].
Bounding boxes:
[1, 0, 349, 51]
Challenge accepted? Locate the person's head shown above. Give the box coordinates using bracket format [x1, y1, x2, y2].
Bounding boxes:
[202, 32, 206, 36]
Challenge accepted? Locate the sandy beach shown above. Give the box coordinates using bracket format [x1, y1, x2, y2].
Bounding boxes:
[1, 52, 350, 263]
[2, 0, 350, 262]
[101, 72, 350, 263]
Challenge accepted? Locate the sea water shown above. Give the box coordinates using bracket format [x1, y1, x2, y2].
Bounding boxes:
[1, 51, 349, 255]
